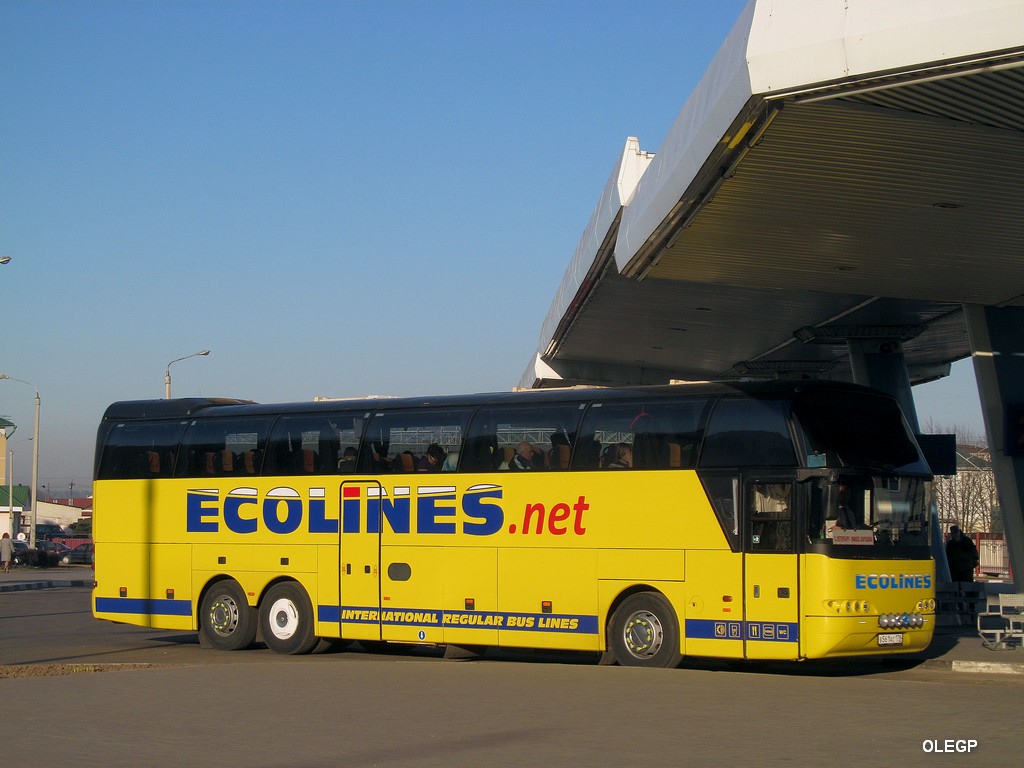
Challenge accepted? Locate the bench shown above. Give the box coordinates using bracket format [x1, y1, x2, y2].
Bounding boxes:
[977, 592, 1024, 650]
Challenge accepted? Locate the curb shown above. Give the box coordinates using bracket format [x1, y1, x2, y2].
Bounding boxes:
[950, 658, 1024, 675]
[0, 579, 92, 593]
[909, 656, 1024, 675]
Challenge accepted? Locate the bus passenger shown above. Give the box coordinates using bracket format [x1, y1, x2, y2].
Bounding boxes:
[337, 447, 357, 472]
[417, 444, 446, 472]
[606, 443, 632, 469]
[509, 442, 535, 471]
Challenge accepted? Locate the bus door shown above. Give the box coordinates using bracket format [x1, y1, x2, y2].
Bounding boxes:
[743, 478, 800, 659]
[338, 480, 382, 642]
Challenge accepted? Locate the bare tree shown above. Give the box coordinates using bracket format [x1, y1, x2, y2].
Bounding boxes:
[923, 421, 997, 534]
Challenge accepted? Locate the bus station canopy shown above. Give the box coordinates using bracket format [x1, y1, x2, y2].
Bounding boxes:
[520, 0, 1024, 390]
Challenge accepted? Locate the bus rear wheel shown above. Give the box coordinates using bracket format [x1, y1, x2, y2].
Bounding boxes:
[259, 582, 319, 655]
[199, 580, 257, 651]
[609, 592, 682, 668]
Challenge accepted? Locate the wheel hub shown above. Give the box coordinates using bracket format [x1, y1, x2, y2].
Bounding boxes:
[210, 598, 239, 636]
[623, 610, 664, 658]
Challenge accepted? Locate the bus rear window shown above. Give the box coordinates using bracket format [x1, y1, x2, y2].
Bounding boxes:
[96, 420, 187, 479]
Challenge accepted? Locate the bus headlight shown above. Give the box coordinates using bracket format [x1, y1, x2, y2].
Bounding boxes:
[826, 600, 873, 614]
[878, 612, 924, 629]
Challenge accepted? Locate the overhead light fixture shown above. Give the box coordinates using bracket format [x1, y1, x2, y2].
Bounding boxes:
[734, 360, 837, 376]
[795, 325, 924, 344]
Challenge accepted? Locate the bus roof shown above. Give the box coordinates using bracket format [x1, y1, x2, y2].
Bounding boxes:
[99, 380, 893, 422]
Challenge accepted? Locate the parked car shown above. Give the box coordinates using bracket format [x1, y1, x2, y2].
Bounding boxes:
[62, 542, 95, 565]
[12, 540, 62, 567]
[39, 541, 71, 557]
[12, 540, 29, 565]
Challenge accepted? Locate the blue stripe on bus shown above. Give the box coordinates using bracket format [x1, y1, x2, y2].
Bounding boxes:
[319, 605, 598, 634]
[685, 618, 799, 642]
[95, 597, 194, 617]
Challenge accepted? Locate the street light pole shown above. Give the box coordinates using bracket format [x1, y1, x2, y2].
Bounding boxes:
[0, 375, 40, 547]
[6, 447, 12, 537]
[164, 349, 211, 399]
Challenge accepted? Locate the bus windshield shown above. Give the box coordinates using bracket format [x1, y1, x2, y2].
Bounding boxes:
[792, 389, 930, 474]
[807, 474, 931, 551]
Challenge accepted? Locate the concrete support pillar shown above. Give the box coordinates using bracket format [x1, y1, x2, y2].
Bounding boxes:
[964, 304, 1024, 591]
[847, 338, 948, 579]
[847, 339, 920, 432]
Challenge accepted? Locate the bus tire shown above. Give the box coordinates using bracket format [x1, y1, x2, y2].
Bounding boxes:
[259, 582, 318, 655]
[198, 580, 257, 651]
[609, 592, 682, 668]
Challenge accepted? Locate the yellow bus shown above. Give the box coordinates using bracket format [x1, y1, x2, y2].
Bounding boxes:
[92, 381, 935, 666]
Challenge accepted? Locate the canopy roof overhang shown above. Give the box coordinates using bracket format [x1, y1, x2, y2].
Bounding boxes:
[521, 0, 1024, 390]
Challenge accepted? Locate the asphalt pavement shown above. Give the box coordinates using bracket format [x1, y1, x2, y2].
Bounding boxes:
[2, 567, 1021, 675]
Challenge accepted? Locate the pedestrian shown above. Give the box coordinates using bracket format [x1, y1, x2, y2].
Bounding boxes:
[1, 532, 13, 574]
[945, 525, 979, 582]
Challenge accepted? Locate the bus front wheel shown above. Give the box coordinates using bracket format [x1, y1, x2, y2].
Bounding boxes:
[609, 592, 683, 668]
[259, 582, 319, 655]
[198, 580, 257, 651]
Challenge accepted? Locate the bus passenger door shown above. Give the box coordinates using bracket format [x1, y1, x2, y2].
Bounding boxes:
[743, 479, 800, 660]
[338, 481, 382, 641]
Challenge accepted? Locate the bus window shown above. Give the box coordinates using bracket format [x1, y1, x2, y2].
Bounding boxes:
[698, 398, 796, 468]
[358, 409, 470, 473]
[96, 420, 187, 479]
[809, 475, 931, 549]
[265, 413, 363, 475]
[749, 481, 794, 553]
[464, 403, 583, 471]
[699, 474, 741, 551]
[792, 389, 928, 473]
[571, 398, 711, 470]
[174, 417, 272, 478]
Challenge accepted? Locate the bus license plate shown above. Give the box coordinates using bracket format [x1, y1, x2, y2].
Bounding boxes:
[878, 633, 904, 646]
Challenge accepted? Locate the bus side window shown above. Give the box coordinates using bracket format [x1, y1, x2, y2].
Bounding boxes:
[465, 404, 583, 473]
[175, 417, 271, 478]
[698, 398, 796, 468]
[571, 398, 710, 471]
[359, 409, 471, 475]
[264, 413, 362, 475]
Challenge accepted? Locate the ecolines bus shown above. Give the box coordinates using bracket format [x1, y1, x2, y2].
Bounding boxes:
[92, 381, 935, 666]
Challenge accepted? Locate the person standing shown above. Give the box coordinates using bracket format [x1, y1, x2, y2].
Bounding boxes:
[945, 526, 980, 582]
[1, 532, 13, 574]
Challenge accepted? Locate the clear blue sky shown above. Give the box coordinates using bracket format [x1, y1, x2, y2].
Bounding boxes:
[0, 0, 984, 497]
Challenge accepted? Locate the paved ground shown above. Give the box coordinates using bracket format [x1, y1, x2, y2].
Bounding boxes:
[2, 571, 1020, 767]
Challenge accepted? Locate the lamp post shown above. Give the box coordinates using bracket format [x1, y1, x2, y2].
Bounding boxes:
[6, 447, 12, 537]
[0, 375, 40, 547]
[164, 349, 210, 399]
